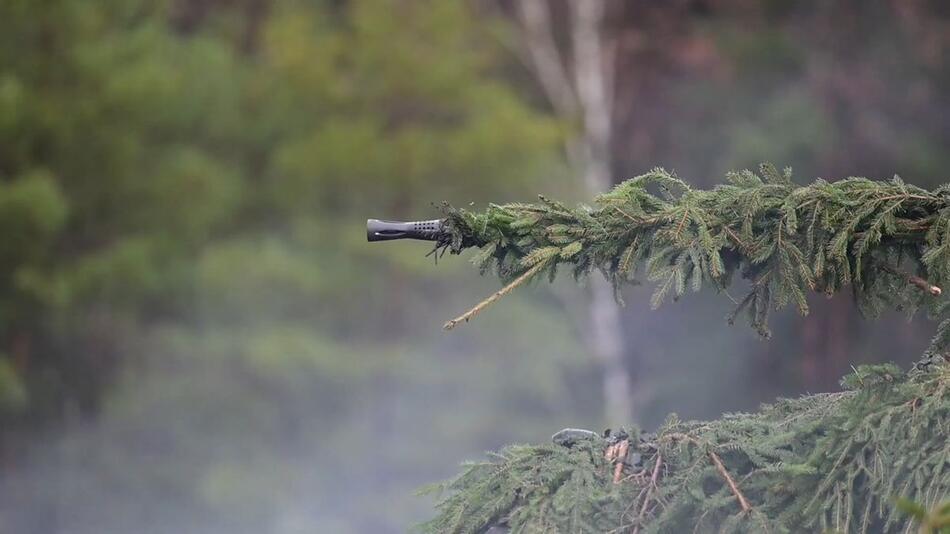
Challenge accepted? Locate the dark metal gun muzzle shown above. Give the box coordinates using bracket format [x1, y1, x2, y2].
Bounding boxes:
[366, 219, 445, 242]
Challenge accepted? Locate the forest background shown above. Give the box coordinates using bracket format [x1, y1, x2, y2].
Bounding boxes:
[0, 1, 948, 532]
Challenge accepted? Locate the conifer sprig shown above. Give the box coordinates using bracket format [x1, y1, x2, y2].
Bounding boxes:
[440, 165, 950, 352]
[420, 362, 950, 533]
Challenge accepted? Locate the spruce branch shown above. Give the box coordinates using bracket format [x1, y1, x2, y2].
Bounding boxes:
[911, 275, 942, 296]
[664, 431, 753, 514]
[422, 362, 950, 534]
[631, 452, 662, 534]
[438, 165, 950, 354]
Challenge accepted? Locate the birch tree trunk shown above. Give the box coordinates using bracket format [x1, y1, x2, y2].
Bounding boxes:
[517, 0, 634, 424]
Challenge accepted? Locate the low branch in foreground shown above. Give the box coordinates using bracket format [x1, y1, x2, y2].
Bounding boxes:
[420, 361, 950, 533]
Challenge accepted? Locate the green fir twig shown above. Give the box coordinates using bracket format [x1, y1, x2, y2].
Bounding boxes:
[438, 165, 950, 354]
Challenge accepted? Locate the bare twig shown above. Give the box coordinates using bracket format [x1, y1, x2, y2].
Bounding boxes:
[663, 432, 752, 513]
[632, 452, 662, 534]
[722, 224, 748, 251]
[883, 265, 942, 296]
[673, 207, 690, 240]
[444, 260, 549, 330]
[708, 450, 752, 513]
[614, 206, 639, 223]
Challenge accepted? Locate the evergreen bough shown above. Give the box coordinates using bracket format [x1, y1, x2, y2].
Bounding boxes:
[438, 164, 950, 355]
[421, 362, 949, 533]
[422, 166, 950, 532]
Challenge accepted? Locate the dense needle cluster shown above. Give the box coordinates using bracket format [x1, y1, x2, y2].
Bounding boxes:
[439, 165, 950, 355]
[421, 362, 950, 533]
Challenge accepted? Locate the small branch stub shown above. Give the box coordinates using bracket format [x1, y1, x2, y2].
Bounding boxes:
[883, 265, 942, 296]
[909, 275, 942, 296]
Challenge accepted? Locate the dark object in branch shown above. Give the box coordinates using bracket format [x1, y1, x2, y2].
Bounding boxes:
[551, 428, 599, 448]
[366, 218, 444, 242]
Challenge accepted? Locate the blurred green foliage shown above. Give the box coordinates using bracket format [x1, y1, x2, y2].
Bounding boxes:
[0, 1, 578, 532]
[896, 498, 950, 534]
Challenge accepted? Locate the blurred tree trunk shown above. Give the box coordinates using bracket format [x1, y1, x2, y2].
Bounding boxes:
[516, 0, 634, 424]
